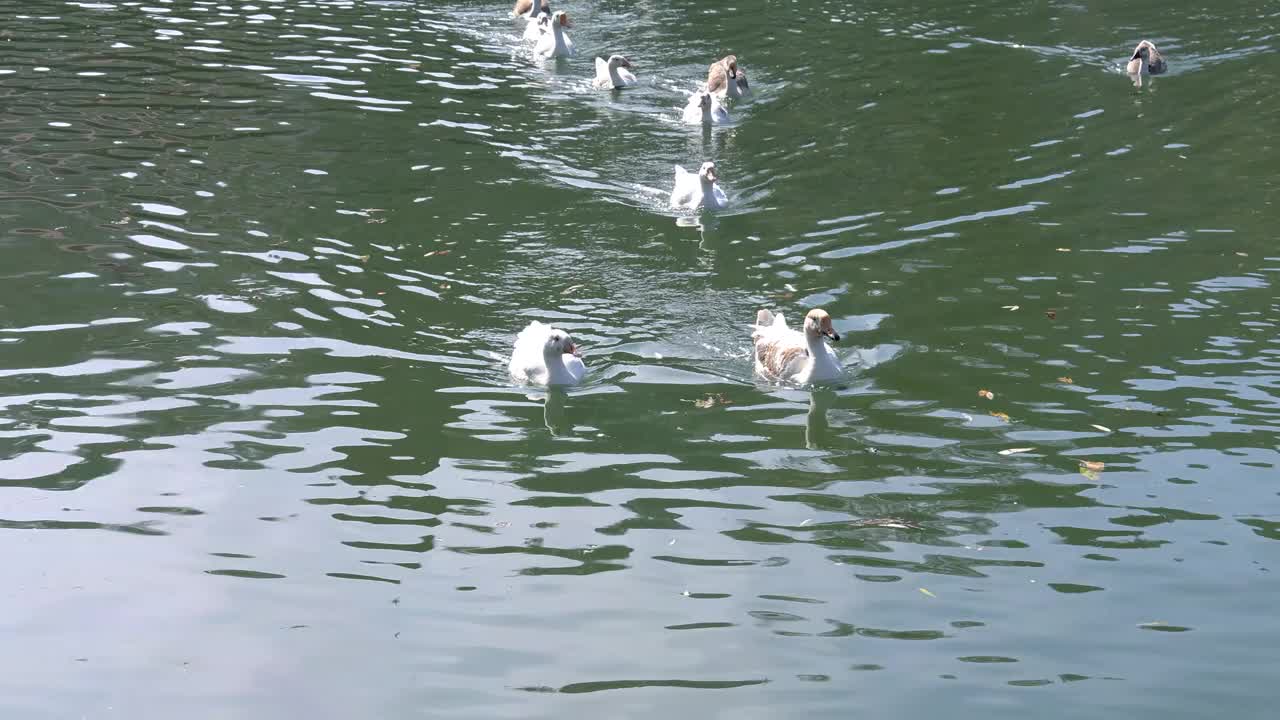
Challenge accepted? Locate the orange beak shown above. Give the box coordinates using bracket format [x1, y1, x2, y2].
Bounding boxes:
[559, 13, 570, 27]
[565, 341, 581, 357]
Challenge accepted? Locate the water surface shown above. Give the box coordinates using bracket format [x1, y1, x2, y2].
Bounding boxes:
[1, 0, 1278, 717]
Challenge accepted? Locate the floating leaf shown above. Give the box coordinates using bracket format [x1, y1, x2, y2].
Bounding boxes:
[561, 284, 586, 295]
[366, 217, 386, 224]
[990, 411, 1010, 422]
[998, 447, 1035, 456]
[1090, 424, 1112, 433]
[1056, 248, 1071, 252]
[1057, 376, 1074, 384]
[1045, 309, 1057, 320]
[357, 255, 370, 263]
[691, 393, 733, 409]
[1001, 305, 1020, 311]
[978, 389, 995, 400]
[919, 588, 937, 598]
[1079, 460, 1105, 481]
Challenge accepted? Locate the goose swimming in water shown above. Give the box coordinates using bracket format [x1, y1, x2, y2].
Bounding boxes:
[534, 11, 574, 58]
[706, 55, 751, 100]
[1126, 40, 1167, 76]
[681, 91, 729, 125]
[594, 54, 638, 88]
[509, 321, 586, 386]
[512, 0, 550, 19]
[520, 2, 552, 41]
[670, 161, 728, 210]
[752, 308, 843, 384]
[522, 10, 550, 41]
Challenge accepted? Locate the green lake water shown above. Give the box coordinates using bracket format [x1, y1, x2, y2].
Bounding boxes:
[1, 0, 1278, 716]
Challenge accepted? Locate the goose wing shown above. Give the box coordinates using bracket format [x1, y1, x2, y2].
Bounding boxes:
[706, 59, 729, 93]
[753, 324, 807, 380]
[671, 166, 696, 207]
[510, 321, 551, 380]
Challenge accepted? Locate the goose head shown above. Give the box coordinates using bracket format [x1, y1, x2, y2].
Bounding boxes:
[721, 55, 739, 79]
[544, 329, 580, 359]
[1130, 40, 1158, 62]
[606, 54, 633, 71]
[551, 10, 571, 29]
[698, 161, 718, 185]
[695, 91, 712, 111]
[734, 68, 750, 93]
[804, 309, 840, 343]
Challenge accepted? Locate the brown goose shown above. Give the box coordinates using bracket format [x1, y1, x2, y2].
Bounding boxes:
[1126, 40, 1167, 75]
[752, 309, 843, 384]
[512, 0, 550, 19]
[705, 55, 750, 99]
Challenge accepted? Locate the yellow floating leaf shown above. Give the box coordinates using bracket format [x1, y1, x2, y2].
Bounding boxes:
[1001, 305, 1020, 311]
[919, 588, 936, 598]
[990, 411, 1010, 422]
[1080, 460, 1105, 472]
[1057, 376, 1073, 384]
[1091, 424, 1112, 433]
[998, 447, 1035, 456]
[978, 389, 995, 400]
[691, 393, 732, 409]
[1056, 248, 1071, 252]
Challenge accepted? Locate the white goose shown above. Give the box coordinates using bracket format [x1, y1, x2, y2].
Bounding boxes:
[670, 161, 727, 210]
[681, 91, 729, 125]
[509, 321, 586, 386]
[534, 11, 574, 58]
[522, 8, 551, 42]
[594, 55, 638, 89]
[706, 55, 751, 100]
[752, 308, 843, 384]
